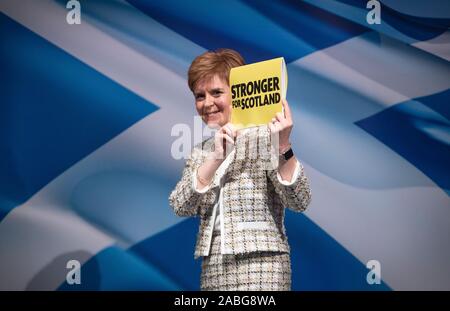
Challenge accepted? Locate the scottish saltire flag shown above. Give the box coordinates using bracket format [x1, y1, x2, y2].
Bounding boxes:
[1, 0, 449, 291]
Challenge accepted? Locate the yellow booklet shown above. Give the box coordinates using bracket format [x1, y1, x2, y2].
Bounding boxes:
[230, 57, 287, 129]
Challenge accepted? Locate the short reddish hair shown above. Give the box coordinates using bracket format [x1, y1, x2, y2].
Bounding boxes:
[188, 48, 245, 92]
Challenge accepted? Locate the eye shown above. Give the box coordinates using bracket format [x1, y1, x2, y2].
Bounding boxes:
[195, 94, 205, 100]
[213, 90, 223, 97]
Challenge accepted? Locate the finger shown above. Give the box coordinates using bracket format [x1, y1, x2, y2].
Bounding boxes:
[282, 99, 292, 122]
[275, 112, 285, 123]
[224, 122, 234, 131]
[222, 125, 233, 139]
[269, 121, 281, 133]
[276, 122, 282, 132]
[225, 123, 237, 138]
[224, 131, 235, 144]
[224, 123, 236, 138]
[224, 136, 234, 146]
[220, 133, 235, 145]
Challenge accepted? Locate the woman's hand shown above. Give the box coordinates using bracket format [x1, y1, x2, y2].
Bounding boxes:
[212, 122, 237, 161]
[197, 123, 236, 190]
[268, 99, 293, 153]
[268, 99, 298, 182]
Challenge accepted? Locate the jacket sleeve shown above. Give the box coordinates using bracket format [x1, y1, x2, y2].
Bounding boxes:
[267, 159, 312, 212]
[168, 146, 218, 217]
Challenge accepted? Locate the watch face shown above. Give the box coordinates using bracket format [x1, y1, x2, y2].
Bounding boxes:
[283, 148, 294, 161]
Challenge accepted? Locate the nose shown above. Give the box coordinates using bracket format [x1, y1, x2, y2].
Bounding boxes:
[204, 93, 215, 108]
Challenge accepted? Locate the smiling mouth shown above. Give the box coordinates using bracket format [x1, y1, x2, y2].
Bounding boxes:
[205, 110, 220, 116]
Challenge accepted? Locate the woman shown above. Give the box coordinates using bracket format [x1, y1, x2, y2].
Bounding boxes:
[169, 48, 311, 291]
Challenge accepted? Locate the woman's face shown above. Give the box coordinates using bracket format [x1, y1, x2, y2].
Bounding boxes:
[193, 74, 231, 128]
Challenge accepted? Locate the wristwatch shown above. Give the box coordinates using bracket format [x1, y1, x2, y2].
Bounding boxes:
[280, 147, 294, 161]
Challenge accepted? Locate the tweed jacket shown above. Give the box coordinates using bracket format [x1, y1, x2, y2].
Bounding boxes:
[169, 125, 311, 259]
